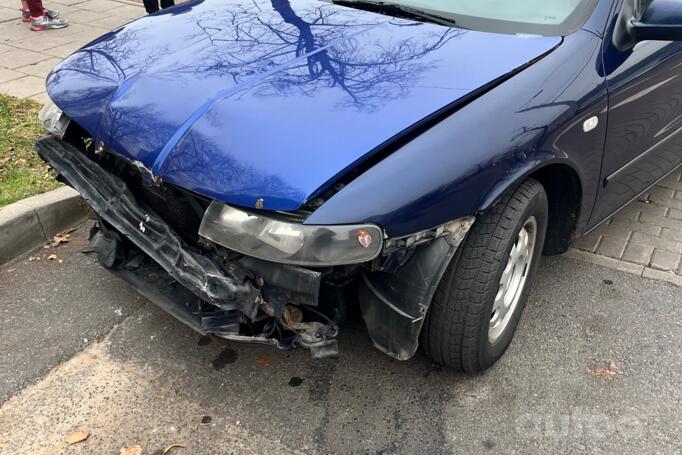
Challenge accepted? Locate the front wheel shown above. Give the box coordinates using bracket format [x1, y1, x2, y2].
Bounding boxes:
[420, 179, 548, 373]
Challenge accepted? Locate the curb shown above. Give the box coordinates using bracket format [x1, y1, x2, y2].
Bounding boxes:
[565, 248, 682, 288]
[0, 187, 88, 266]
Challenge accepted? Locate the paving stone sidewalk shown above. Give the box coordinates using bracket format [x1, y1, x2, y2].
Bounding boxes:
[0, 0, 681, 280]
[575, 169, 682, 276]
[0, 0, 143, 103]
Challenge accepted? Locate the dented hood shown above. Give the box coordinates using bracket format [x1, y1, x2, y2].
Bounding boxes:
[46, 0, 560, 211]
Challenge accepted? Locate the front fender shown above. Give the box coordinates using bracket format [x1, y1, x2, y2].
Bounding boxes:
[305, 29, 607, 238]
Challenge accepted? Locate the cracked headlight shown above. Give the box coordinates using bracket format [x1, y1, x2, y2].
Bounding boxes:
[39, 99, 70, 138]
[199, 201, 383, 266]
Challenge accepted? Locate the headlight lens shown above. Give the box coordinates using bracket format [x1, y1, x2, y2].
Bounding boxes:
[199, 201, 383, 266]
[38, 99, 70, 138]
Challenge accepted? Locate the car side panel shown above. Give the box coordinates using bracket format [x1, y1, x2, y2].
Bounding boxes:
[589, 33, 682, 225]
[306, 30, 608, 238]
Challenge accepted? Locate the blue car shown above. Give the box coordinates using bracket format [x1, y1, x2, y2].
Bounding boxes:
[36, 0, 682, 372]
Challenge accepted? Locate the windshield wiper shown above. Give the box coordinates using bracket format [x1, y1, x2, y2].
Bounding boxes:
[332, 0, 458, 27]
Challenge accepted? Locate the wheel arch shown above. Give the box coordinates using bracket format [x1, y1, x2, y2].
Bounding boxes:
[478, 160, 585, 256]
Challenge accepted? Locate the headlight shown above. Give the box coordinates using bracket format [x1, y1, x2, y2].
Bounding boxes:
[38, 99, 70, 138]
[199, 201, 384, 266]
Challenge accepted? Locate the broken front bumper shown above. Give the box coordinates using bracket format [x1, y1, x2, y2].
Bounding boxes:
[35, 135, 338, 358]
[36, 135, 474, 362]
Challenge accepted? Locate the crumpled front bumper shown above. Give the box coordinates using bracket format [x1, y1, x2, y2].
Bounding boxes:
[36, 135, 260, 312]
[36, 135, 474, 362]
[35, 135, 338, 357]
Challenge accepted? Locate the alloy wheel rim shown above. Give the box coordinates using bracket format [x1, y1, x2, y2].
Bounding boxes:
[489, 216, 537, 343]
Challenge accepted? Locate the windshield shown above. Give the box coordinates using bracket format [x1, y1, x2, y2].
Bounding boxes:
[344, 0, 600, 36]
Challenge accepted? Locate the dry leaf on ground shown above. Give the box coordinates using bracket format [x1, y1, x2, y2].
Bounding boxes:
[255, 354, 272, 367]
[586, 361, 619, 380]
[51, 233, 70, 247]
[120, 444, 143, 455]
[64, 431, 90, 445]
[50, 228, 77, 247]
[47, 254, 57, 261]
[28, 256, 40, 262]
[163, 442, 187, 454]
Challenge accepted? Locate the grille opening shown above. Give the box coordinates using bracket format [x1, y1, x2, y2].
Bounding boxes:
[123, 172, 209, 245]
[64, 123, 209, 246]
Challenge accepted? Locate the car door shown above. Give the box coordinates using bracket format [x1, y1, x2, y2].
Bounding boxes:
[589, 0, 682, 224]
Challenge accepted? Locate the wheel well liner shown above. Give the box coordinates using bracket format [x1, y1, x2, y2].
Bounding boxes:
[527, 164, 583, 255]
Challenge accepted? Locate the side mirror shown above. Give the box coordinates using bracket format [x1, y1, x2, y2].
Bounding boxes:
[632, 0, 682, 41]
[613, 0, 682, 51]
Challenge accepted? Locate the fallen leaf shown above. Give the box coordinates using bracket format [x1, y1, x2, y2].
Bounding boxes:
[163, 442, 187, 454]
[586, 361, 619, 380]
[47, 254, 58, 261]
[255, 354, 272, 367]
[51, 233, 71, 247]
[64, 431, 90, 445]
[28, 256, 39, 262]
[120, 444, 142, 455]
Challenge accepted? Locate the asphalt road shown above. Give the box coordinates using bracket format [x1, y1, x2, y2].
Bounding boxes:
[0, 222, 680, 454]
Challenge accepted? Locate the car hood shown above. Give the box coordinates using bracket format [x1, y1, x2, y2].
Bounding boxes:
[47, 0, 560, 212]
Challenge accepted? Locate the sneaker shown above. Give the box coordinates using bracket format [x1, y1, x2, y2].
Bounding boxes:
[21, 7, 60, 22]
[30, 15, 69, 31]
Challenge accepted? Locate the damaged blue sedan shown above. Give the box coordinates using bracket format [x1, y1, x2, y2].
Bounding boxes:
[36, 0, 682, 372]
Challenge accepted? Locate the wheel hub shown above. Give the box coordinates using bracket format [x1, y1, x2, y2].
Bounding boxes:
[489, 216, 537, 343]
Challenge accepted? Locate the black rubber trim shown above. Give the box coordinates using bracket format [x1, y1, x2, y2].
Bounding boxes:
[35, 135, 260, 315]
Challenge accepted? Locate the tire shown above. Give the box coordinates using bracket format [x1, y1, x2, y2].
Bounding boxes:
[420, 178, 548, 373]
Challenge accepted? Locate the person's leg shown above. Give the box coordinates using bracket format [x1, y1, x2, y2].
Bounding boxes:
[25, 0, 43, 18]
[142, 0, 159, 14]
[21, 0, 59, 21]
[160, 0, 174, 9]
[20, 0, 31, 21]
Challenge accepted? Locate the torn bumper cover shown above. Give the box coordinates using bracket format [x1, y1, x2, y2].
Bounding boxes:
[35, 135, 338, 357]
[359, 218, 473, 360]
